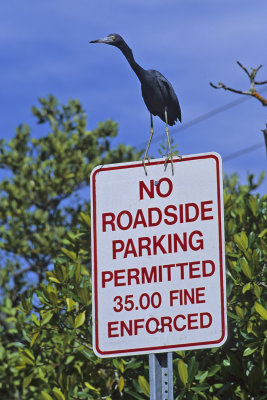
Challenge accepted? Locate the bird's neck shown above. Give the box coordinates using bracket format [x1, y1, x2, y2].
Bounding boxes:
[120, 43, 145, 81]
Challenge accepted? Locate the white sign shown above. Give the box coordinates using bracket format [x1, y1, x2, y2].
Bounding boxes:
[91, 153, 227, 357]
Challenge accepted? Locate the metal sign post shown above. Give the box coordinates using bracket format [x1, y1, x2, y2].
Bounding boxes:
[149, 353, 173, 400]
[90, 154, 227, 398]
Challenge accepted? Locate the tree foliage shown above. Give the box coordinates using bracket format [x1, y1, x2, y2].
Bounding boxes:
[0, 96, 141, 399]
[0, 96, 266, 399]
[0, 95, 141, 300]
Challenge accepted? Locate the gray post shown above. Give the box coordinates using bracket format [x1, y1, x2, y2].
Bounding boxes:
[149, 353, 173, 400]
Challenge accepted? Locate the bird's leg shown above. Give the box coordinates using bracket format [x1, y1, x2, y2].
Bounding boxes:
[164, 107, 174, 175]
[142, 113, 154, 175]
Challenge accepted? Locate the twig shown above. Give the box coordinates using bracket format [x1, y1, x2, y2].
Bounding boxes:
[236, 61, 251, 78]
[209, 61, 267, 107]
[255, 80, 267, 85]
[209, 82, 251, 96]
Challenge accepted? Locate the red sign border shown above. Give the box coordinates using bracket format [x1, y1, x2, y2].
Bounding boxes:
[91, 154, 226, 357]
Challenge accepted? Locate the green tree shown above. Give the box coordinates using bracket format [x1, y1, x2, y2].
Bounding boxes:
[0, 96, 142, 399]
[0, 95, 140, 300]
[174, 173, 267, 399]
[0, 96, 266, 399]
[7, 172, 265, 400]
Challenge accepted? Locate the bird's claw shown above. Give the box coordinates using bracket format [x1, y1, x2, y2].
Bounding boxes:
[142, 155, 151, 175]
[164, 154, 182, 170]
[164, 153, 175, 175]
[164, 155, 170, 170]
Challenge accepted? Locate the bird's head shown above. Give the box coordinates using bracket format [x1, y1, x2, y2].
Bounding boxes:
[90, 33, 125, 49]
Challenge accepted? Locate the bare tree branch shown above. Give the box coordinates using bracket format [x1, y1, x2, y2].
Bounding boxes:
[210, 62, 267, 155]
[252, 92, 267, 106]
[209, 81, 251, 96]
[236, 61, 251, 78]
[255, 80, 267, 85]
[210, 61, 267, 107]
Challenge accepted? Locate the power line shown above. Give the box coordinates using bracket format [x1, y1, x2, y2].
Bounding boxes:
[136, 86, 267, 160]
[223, 142, 265, 162]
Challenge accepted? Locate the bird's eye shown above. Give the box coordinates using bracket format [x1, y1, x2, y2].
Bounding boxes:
[110, 35, 116, 41]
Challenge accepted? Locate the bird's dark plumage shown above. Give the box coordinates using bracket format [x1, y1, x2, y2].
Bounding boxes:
[141, 69, 181, 125]
[90, 33, 181, 125]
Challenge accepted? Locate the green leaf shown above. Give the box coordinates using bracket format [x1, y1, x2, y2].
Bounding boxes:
[64, 173, 75, 179]
[74, 311, 86, 328]
[61, 247, 77, 262]
[52, 387, 65, 400]
[207, 365, 221, 377]
[254, 302, 267, 320]
[38, 367, 47, 383]
[196, 370, 208, 383]
[113, 359, 125, 373]
[235, 305, 244, 319]
[178, 359, 188, 386]
[138, 375, 150, 397]
[66, 355, 75, 365]
[240, 258, 252, 279]
[48, 276, 61, 284]
[12, 342, 25, 349]
[253, 284, 261, 298]
[243, 347, 257, 356]
[249, 196, 257, 216]
[23, 372, 34, 389]
[259, 228, 267, 238]
[22, 348, 35, 363]
[41, 310, 53, 325]
[81, 349, 94, 361]
[41, 391, 53, 400]
[80, 212, 91, 227]
[31, 313, 40, 326]
[118, 376, 124, 392]
[242, 282, 251, 294]
[124, 358, 143, 371]
[30, 332, 40, 348]
[176, 350, 185, 358]
[188, 356, 199, 382]
[234, 232, 248, 252]
[20, 353, 35, 366]
[78, 287, 90, 306]
[85, 382, 99, 392]
[191, 383, 210, 393]
[66, 298, 76, 311]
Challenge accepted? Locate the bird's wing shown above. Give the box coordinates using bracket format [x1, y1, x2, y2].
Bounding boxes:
[148, 70, 181, 124]
[149, 70, 174, 96]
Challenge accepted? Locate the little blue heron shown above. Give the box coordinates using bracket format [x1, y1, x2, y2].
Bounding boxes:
[90, 33, 182, 174]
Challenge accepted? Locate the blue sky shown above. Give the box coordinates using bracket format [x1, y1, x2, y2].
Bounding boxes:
[1, 0, 267, 190]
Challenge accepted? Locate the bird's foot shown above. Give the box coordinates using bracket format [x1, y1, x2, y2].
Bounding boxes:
[142, 155, 151, 175]
[164, 153, 174, 175]
[164, 153, 182, 171]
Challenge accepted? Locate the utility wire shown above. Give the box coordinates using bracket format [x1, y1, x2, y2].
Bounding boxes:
[136, 86, 267, 160]
[223, 142, 265, 162]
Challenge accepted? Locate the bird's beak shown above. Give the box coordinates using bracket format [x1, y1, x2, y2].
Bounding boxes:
[89, 36, 112, 44]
